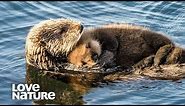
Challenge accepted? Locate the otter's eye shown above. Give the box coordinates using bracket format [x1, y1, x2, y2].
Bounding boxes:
[86, 43, 90, 48]
[59, 25, 68, 34]
[40, 41, 46, 47]
[87, 42, 93, 49]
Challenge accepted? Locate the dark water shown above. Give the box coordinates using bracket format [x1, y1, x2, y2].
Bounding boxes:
[0, 1, 185, 105]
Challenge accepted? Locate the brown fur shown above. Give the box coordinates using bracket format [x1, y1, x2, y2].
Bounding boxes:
[153, 44, 174, 66]
[166, 47, 185, 64]
[67, 40, 101, 68]
[80, 23, 174, 68]
[25, 18, 83, 70]
[68, 44, 96, 68]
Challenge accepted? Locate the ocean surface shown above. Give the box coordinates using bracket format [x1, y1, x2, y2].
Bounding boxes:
[0, 1, 185, 105]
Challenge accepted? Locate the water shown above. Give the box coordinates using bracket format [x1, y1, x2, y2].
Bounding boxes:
[0, 1, 185, 105]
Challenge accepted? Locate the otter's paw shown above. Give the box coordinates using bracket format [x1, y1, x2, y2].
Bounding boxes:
[133, 55, 155, 69]
[166, 47, 183, 64]
[154, 44, 174, 66]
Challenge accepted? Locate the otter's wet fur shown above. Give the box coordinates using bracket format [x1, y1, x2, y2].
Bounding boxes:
[25, 18, 83, 70]
[80, 23, 175, 68]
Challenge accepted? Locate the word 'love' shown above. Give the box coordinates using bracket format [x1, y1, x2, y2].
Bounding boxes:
[12, 84, 55, 100]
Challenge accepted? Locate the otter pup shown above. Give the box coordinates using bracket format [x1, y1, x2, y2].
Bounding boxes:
[68, 40, 101, 68]
[80, 23, 185, 69]
[25, 18, 83, 70]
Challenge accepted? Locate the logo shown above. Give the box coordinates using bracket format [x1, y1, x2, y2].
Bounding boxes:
[12, 84, 55, 100]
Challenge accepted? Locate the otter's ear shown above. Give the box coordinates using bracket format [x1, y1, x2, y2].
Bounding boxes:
[56, 25, 69, 35]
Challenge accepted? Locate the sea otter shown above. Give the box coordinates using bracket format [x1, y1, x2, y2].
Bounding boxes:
[78, 23, 185, 69]
[67, 40, 101, 68]
[25, 18, 84, 70]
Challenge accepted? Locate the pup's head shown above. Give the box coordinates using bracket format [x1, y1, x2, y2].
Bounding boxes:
[68, 40, 101, 68]
[87, 40, 102, 61]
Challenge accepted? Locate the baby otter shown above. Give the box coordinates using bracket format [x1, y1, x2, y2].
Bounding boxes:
[68, 40, 101, 68]
[80, 23, 185, 69]
[25, 18, 83, 70]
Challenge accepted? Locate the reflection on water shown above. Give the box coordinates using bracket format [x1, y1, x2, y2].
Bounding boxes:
[26, 65, 88, 105]
[25, 64, 119, 105]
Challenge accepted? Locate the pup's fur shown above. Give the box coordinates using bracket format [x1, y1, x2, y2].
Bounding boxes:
[80, 23, 185, 68]
[68, 40, 101, 68]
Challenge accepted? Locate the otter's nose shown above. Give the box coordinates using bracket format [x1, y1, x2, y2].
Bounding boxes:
[80, 25, 83, 33]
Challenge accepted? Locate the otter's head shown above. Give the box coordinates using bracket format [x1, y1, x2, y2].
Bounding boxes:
[27, 18, 83, 57]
